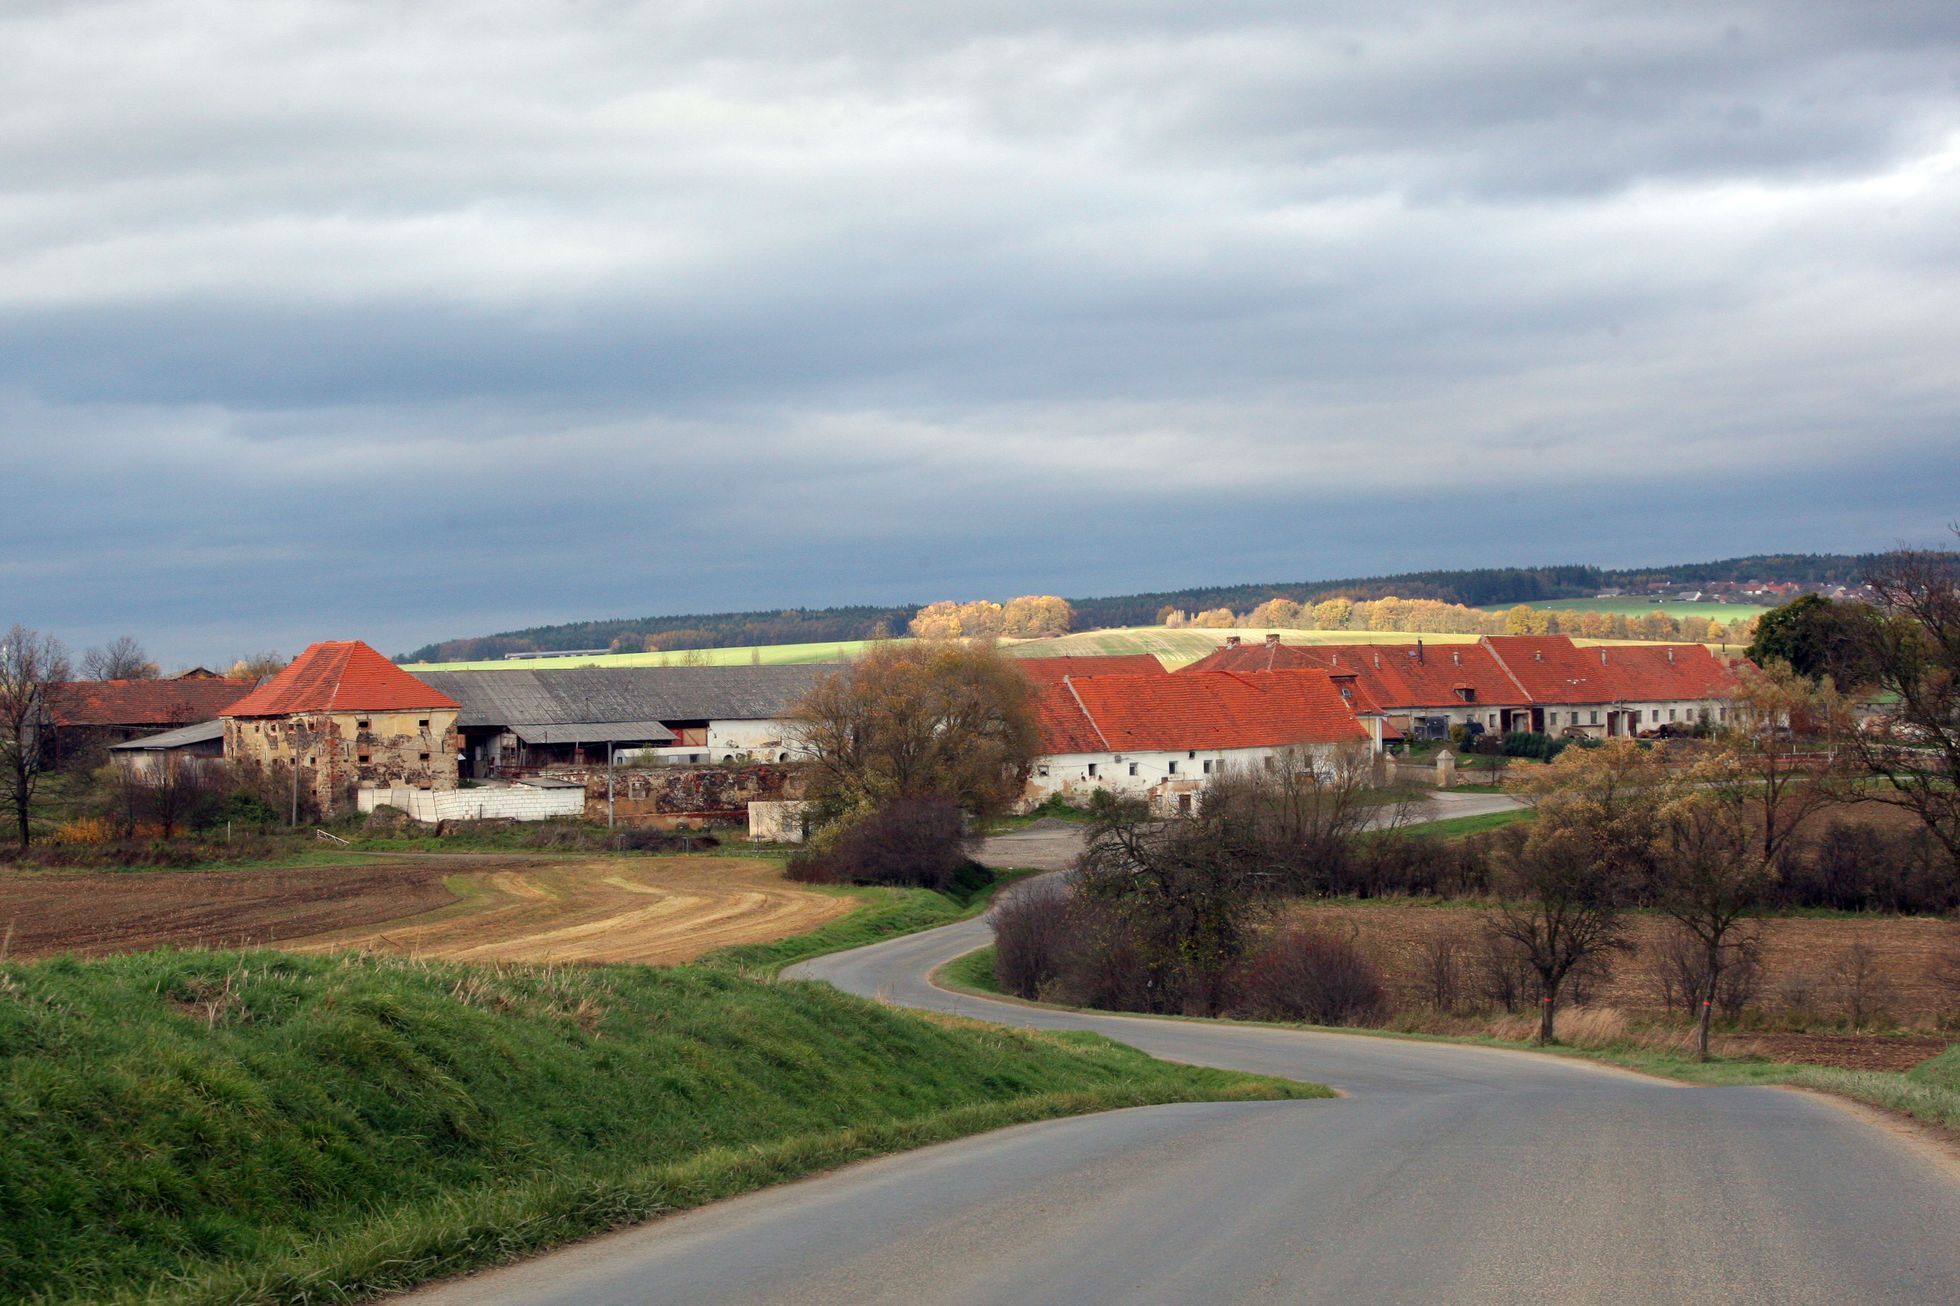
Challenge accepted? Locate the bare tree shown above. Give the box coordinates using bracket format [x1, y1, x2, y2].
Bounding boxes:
[1850, 539, 1960, 881]
[1652, 793, 1771, 1060]
[81, 635, 158, 681]
[226, 652, 288, 683]
[1482, 823, 1637, 1044]
[0, 625, 73, 846]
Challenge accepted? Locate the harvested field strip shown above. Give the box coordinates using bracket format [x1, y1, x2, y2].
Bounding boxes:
[1, 856, 854, 967]
[292, 856, 851, 966]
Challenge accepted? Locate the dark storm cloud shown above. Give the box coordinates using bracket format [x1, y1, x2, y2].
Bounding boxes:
[2, 1, 1957, 664]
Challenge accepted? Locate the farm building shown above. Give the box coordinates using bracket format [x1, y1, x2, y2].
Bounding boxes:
[221, 641, 461, 816]
[1023, 666, 1375, 814]
[106, 719, 226, 778]
[411, 664, 836, 776]
[1182, 633, 1742, 741]
[39, 674, 255, 766]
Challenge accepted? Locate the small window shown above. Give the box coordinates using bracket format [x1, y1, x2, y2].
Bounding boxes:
[356, 718, 371, 730]
[1718, 708, 1727, 723]
[1167, 761, 1178, 775]
[1202, 760, 1213, 775]
[357, 753, 371, 764]
[418, 718, 429, 729]
[1128, 762, 1138, 776]
[1086, 763, 1098, 778]
[1590, 711, 1599, 725]
[1187, 750, 1197, 760]
[1668, 709, 1676, 722]
[1037, 764, 1050, 778]
[418, 752, 430, 762]
[1262, 756, 1275, 771]
[778, 752, 790, 762]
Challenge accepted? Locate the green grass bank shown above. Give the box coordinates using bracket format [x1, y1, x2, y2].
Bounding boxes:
[0, 949, 1319, 1305]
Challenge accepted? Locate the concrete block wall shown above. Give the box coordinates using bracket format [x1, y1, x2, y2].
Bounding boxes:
[357, 785, 586, 823]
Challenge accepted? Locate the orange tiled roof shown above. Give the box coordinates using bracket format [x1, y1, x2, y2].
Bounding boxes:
[1042, 668, 1368, 755]
[46, 678, 255, 728]
[221, 641, 459, 717]
[1480, 636, 1740, 705]
[1014, 654, 1167, 683]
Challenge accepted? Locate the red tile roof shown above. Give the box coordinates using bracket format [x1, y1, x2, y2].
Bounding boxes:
[1479, 636, 1740, 705]
[46, 678, 255, 728]
[1183, 635, 1741, 708]
[1040, 668, 1368, 755]
[1014, 654, 1167, 684]
[221, 642, 460, 717]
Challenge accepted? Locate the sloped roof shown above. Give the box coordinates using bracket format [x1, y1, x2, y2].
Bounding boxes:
[1479, 636, 1740, 705]
[508, 721, 677, 745]
[48, 678, 255, 728]
[107, 719, 226, 751]
[1013, 654, 1167, 683]
[1308, 643, 1524, 711]
[1042, 669, 1368, 755]
[414, 664, 835, 729]
[1180, 641, 1322, 674]
[222, 642, 460, 717]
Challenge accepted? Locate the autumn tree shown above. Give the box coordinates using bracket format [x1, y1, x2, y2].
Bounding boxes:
[1, 625, 72, 846]
[1310, 598, 1353, 630]
[1489, 741, 1669, 1042]
[1652, 791, 1771, 1060]
[788, 640, 1039, 832]
[1848, 541, 1960, 880]
[907, 602, 965, 640]
[1188, 607, 1237, 629]
[82, 635, 158, 681]
[1708, 659, 1851, 865]
[1244, 598, 1303, 629]
[1002, 595, 1074, 638]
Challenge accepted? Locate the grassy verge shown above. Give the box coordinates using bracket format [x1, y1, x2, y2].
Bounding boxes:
[1396, 808, 1532, 839]
[939, 946, 1960, 1136]
[701, 867, 1036, 975]
[0, 948, 1318, 1305]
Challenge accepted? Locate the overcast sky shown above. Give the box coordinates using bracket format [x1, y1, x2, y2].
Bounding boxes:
[4, 2, 1958, 665]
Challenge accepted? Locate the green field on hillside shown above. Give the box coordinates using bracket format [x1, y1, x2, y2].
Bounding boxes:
[407, 623, 1743, 673]
[0, 949, 1316, 1305]
[1473, 597, 1771, 622]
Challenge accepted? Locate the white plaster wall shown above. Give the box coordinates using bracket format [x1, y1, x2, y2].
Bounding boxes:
[357, 785, 585, 823]
[707, 718, 804, 760]
[1025, 743, 1347, 806]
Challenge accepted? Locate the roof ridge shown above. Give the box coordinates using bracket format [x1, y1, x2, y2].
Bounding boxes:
[1062, 675, 1113, 751]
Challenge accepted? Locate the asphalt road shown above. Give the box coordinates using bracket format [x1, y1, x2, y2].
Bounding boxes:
[408, 886, 1960, 1306]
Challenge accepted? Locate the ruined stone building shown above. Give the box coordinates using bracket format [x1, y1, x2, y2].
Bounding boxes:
[221, 641, 460, 816]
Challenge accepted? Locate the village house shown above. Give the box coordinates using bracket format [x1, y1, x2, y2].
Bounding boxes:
[39, 674, 255, 766]
[1183, 633, 1741, 741]
[1021, 664, 1375, 814]
[221, 641, 461, 816]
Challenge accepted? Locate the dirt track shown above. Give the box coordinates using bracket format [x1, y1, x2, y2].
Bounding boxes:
[0, 856, 849, 966]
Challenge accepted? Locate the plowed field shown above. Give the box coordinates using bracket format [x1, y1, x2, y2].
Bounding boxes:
[0, 856, 848, 966]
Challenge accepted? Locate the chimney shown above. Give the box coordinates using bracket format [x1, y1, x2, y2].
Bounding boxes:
[1451, 649, 1461, 666]
[1600, 649, 1608, 665]
[1416, 638, 1424, 663]
[1667, 647, 1675, 663]
[1226, 635, 1241, 647]
[1534, 651, 1543, 662]
[1265, 632, 1281, 646]
[1373, 652, 1381, 669]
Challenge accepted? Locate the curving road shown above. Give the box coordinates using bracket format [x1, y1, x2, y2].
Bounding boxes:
[407, 863, 1960, 1305]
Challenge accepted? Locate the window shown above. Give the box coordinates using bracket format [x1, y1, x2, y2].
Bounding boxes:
[1202, 760, 1213, 775]
[418, 752, 430, 762]
[357, 753, 371, 764]
[356, 718, 371, 730]
[1547, 712, 1557, 726]
[1590, 711, 1599, 725]
[1087, 763, 1098, 778]
[1167, 760, 1178, 775]
[1037, 764, 1050, 778]
[1668, 709, 1676, 721]
[418, 719, 429, 729]
[1717, 708, 1727, 724]
[1187, 750, 1197, 760]
[1127, 762, 1138, 776]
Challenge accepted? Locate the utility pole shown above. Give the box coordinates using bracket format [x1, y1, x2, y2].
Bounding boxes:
[607, 741, 616, 830]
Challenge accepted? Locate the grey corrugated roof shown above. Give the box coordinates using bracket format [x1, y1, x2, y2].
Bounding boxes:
[108, 719, 225, 750]
[415, 665, 836, 730]
[508, 721, 677, 745]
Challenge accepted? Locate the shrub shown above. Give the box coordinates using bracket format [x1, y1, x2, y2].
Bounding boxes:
[1416, 928, 1469, 1013]
[1231, 927, 1388, 1026]
[791, 797, 972, 892]
[989, 885, 1154, 1011]
[1826, 942, 1897, 1029]
[1653, 921, 1762, 1022]
[1348, 832, 1492, 898]
[991, 878, 1077, 999]
[1501, 731, 1568, 761]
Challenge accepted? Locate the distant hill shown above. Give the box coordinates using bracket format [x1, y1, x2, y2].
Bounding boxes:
[398, 553, 1877, 662]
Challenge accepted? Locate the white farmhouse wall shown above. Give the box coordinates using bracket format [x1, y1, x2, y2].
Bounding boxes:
[706, 718, 805, 761]
[1024, 743, 1351, 811]
[356, 784, 586, 823]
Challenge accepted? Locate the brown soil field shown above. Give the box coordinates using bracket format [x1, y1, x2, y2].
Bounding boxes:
[292, 856, 850, 965]
[0, 856, 849, 967]
[1286, 902, 1960, 1033]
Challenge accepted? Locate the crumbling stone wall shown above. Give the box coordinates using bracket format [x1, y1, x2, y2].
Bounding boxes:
[225, 709, 460, 816]
[539, 762, 808, 828]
